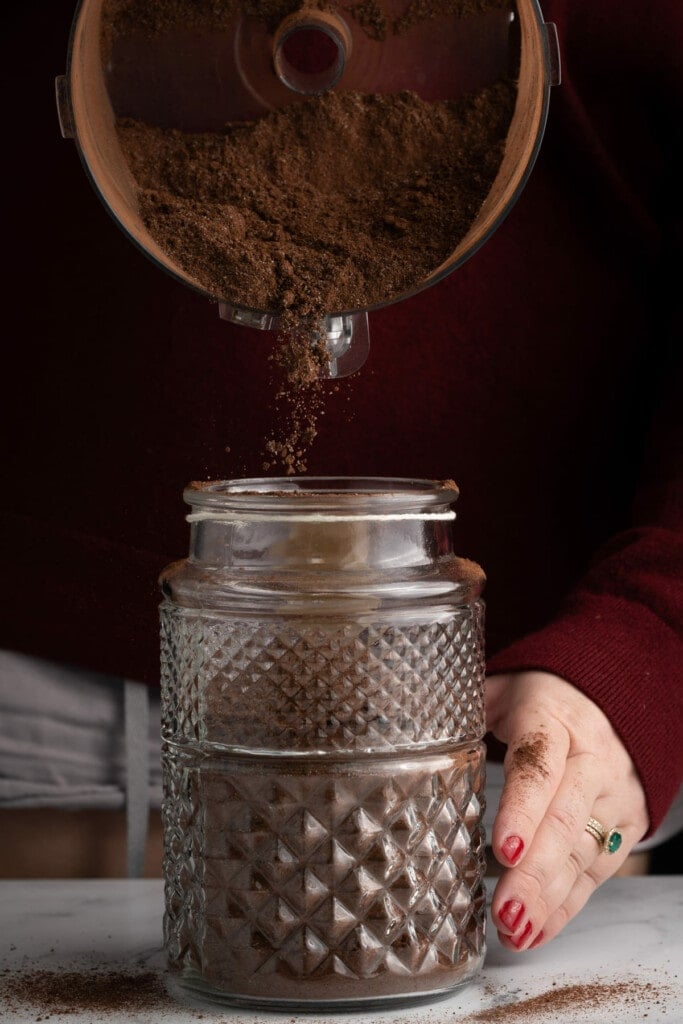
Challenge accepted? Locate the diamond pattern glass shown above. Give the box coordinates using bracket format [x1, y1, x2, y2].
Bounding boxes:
[161, 607, 485, 751]
[161, 479, 487, 1010]
[162, 608, 486, 1008]
[163, 744, 486, 1004]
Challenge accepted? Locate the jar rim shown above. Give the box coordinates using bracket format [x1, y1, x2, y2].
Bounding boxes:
[184, 476, 459, 516]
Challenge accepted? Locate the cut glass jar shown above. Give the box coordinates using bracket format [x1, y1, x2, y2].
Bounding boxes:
[160, 477, 487, 1010]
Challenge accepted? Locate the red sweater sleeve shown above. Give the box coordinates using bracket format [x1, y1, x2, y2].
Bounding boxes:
[488, 0, 683, 833]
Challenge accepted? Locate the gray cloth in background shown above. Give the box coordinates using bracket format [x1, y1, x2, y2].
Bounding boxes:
[1, 648, 680, 854]
[0, 650, 162, 810]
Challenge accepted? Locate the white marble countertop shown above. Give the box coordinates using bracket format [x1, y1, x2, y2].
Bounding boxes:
[0, 878, 681, 1023]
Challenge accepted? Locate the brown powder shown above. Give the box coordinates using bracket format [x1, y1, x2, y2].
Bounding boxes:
[447, 555, 487, 596]
[103, 0, 513, 48]
[117, 83, 514, 471]
[343, 0, 511, 40]
[0, 968, 177, 1018]
[342, 0, 388, 39]
[262, 326, 328, 472]
[393, 0, 510, 36]
[439, 477, 460, 492]
[184, 478, 459, 495]
[470, 979, 670, 1021]
[106, 0, 516, 471]
[262, 367, 322, 473]
[509, 732, 551, 781]
[117, 84, 515, 319]
[165, 744, 486, 1000]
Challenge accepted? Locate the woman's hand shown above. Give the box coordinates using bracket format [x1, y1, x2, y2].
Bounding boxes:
[485, 670, 649, 950]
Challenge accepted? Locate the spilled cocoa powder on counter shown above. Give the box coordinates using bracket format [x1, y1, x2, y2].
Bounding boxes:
[0, 968, 178, 1019]
[470, 979, 671, 1021]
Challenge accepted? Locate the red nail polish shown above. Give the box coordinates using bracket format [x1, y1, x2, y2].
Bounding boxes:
[530, 930, 545, 949]
[499, 900, 525, 932]
[512, 920, 533, 949]
[502, 835, 524, 864]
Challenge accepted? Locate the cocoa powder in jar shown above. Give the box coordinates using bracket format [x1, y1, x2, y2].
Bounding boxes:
[165, 746, 487, 1003]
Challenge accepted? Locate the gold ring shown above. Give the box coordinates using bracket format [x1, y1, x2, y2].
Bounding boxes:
[585, 816, 623, 855]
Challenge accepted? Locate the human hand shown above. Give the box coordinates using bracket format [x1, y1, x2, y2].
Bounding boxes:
[485, 670, 649, 950]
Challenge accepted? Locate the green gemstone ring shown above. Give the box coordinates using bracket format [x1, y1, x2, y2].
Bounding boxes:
[585, 816, 623, 855]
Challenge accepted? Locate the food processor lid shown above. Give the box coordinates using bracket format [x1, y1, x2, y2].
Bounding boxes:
[102, 1, 515, 131]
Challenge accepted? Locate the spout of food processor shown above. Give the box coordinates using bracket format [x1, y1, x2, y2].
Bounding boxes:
[218, 305, 370, 378]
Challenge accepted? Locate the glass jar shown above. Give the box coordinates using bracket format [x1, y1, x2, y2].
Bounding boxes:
[160, 477, 487, 1011]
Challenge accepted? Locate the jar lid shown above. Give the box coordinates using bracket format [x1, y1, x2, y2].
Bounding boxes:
[184, 476, 459, 522]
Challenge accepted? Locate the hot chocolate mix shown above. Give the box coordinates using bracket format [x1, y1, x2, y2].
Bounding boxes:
[0, 968, 176, 1018]
[117, 79, 515, 470]
[116, 83, 515, 322]
[109, 0, 517, 470]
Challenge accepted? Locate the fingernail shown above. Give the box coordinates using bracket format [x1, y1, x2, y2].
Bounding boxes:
[501, 835, 524, 864]
[499, 900, 525, 932]
[512, 920, 533, 949]
[530, 930, 545, 949]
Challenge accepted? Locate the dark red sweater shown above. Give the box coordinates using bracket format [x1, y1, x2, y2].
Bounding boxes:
[2, 1, 682, 834]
